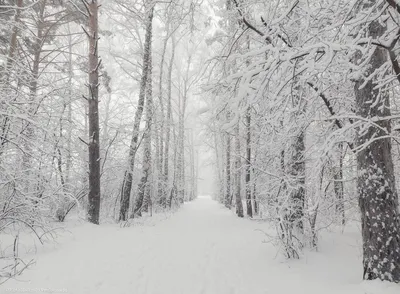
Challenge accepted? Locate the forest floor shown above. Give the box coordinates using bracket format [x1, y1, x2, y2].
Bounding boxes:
[1, 196, 399, 294]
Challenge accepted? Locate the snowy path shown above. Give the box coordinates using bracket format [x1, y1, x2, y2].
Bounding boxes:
[2, 197, 399, 294]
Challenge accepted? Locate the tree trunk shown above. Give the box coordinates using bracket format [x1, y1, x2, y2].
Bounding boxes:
[235, 123, 244, 217]
[334, 143, 345, 225]
[354, 4, 400, 282]
[162, 35, 175, 208]
[252, 147, 259, 215]
[189, 129, 196, 201]
[289, 130, 305, 231]
[213, 125, 224, 203]
[87, 0, 101, 224]
[156, 17, 170, 204]
[0, 0, 23, 155]
[135, 45, 153, 217]
[66, 23, 73, 187]
[177, 95, 185, 203]
[22, 0, 46, 195]
[168, 117, 178, 208]
[177, 54, 193, 203]
[245, 106, 253, 217]
[119, 5, 154, 221]
[225, 120, 232, 209]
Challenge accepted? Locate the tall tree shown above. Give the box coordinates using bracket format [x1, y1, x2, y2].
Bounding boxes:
[163, 35, 175, 208]
[0, 0, 23, 157]
[119, 3, 154, 221]
[354, 1, 400, 282]
[86, 0, 101, 224]
[135, 41, 154, 217]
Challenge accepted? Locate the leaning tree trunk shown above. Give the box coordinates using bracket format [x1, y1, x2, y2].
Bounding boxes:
[354, 4, 400, 282]
[119, 5, 154, 221]
[86, 0, 101, 224]
[234, 123, 244, 217]
[134, 49, 154, 218]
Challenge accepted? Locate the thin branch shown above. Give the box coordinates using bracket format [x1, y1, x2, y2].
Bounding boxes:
[78, 137, 89, 146]
[306, 82, 355, 150]
[261, 16, 292, 47]
[101, 131, 119, 174]
[80, 0, 91, 16]
[69, 0, 88, 18]
[232, 0, 264, 37]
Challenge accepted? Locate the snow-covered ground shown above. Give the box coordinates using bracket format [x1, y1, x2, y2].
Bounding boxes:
[1, 196, 399, 294]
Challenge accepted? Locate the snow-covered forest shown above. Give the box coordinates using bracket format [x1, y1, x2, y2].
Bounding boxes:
[1, 0, 400, 293]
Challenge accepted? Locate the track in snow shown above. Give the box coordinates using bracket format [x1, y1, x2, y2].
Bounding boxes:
[2, 196, 398, 294]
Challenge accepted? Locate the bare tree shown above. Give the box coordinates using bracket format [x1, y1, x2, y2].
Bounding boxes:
[85, 0, 101, 224]
[135, 43, 154, 217]
[119, 3, 154, 221]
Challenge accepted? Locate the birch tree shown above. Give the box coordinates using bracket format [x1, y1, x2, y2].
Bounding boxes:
[135, 42, 154, 217]
[119, 2, 154, 221]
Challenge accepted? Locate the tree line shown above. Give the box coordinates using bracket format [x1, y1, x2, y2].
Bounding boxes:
[0, 0, 201, 282]
[205, 0, 400, 283]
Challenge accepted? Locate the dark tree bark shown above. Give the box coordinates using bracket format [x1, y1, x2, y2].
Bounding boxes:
[87, 0, 101, 224]
[288, 130, 305, 231]
[354, 2, 400, 282]
[287, 76, 306, 233]
[225, 117, 232, 209]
